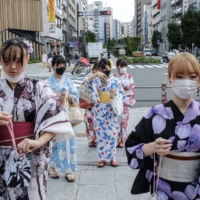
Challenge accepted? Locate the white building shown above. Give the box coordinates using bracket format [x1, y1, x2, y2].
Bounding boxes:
[78, 0, 88, 34]
[121, 22, 131, 38]
[113, 19, 121, 40]
[87, 3, 96, 34]
[143, 4, 151, 47]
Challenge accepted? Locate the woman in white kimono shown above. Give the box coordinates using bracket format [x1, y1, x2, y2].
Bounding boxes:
[46, 55, 78, 182]
[85, 58, 124, 167]
[0, 38, 74, 200]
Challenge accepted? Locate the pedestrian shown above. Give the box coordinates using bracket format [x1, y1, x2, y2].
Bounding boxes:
[98, 53, 104, 62]
[42, 52, 47, 67]
[0, 37, 74, 199]
[82, 62, 99, 147]
[47, 51, 53, 72]
[125, 52, 200, 199]
[114, 59, 135, 148]
[46, 55, 78, 182]
[53, 51, 56, 57]
[85, 58, 124, 167]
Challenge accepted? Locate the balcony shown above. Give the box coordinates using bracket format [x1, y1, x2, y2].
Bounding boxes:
[152, 16, 161, 26]
[152, 8, 160, 17]
[62, 12, 67, 20]
[171, 0, 182, 6]
[174, 7, 182, 15]
[152, 0, 157, 7]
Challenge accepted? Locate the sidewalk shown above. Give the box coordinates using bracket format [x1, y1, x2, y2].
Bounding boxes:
[47, 107, 150, 200]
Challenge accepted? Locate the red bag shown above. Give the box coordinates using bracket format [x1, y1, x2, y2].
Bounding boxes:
[79, 99, 94, 109]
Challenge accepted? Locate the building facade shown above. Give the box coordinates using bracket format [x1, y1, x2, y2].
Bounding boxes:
[113, 19, 121, 40]
[189, 0, 200, 9]
[143, 4, 151, 47]
[130, 16, 136, 37]
[78, 0, 88, 34]
[121, 22, 131, 38]
[135, 0, 151, 36]
[0, 0, 43, 59]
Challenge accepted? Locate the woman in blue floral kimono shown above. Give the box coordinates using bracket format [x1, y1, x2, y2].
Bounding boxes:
[125, 52, 200, 199]
[85, 58, 124, 167]
[46, 55, 78, 182]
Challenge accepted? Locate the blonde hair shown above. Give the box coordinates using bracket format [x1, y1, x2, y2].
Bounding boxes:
[168, 52, 200, 80]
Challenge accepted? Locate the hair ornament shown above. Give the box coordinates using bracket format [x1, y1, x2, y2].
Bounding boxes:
[23, 39, 33, 53]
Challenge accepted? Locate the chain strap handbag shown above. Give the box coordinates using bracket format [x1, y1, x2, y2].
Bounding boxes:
[2, 120, 31, 188]
[148, 151, 162, 200]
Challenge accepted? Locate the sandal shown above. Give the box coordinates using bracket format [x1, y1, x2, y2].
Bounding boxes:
[94, 142, 97, 147]
[110, 160, 118, 167]
[119, 141, 125, 148]
[48, 171, 59, 179]
[97, 161, 106, 168]
[65, 173, 75, 182]
[116, 140, 120, 148]
[88, 141, 94, 147]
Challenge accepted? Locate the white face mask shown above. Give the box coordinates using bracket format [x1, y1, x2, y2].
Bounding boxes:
[120, 67, 127, 73]
[171, 79, 198, 100]
[2, 70, 25, 83]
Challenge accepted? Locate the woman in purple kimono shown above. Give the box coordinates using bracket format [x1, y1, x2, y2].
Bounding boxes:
[126, 52, 200, 199]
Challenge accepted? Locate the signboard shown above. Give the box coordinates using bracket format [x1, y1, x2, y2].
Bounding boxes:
[157, 0, 161, 10]
[49, 23, 56, 33]
[157, 40, 160, 44]
[82, 11, 94, 16]
[48, 0, 55, 22]
[183, 0, 189, 13]
[69, 42, 74, 47]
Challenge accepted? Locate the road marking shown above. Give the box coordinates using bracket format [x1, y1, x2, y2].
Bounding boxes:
[73, 80, 83, 83]
[152, 65, 163, 68]
[163, 73, 168, 75]
[143, 65, 154, 68]
[128, 65, 135, 68]
[135, 65, 145, 68]
[160, 64, 168, 67]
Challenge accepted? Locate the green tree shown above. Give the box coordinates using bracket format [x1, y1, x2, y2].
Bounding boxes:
[167, 22, 182, 50]
[151, 30, 162, 49]
[85, 31, 96, 43]
[124, 36, 141, 56]
[181, 7, 200, 48]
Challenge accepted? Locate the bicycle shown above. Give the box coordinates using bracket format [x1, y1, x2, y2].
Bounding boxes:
[72, 59, 91, 77]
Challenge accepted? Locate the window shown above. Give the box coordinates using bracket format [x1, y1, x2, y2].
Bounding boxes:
[56, 0, 61, 9]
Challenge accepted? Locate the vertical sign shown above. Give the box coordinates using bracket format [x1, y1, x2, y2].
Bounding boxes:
[157, 0, 161, 10]
[48, 0, 55, 22]
[183, 0, 189, 13]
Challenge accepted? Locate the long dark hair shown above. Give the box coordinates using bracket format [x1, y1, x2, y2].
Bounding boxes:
[0, 38, 29, 66]
[52, 55, 66, 67]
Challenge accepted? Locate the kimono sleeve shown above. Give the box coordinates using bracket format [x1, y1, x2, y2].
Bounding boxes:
[125, 75, 136, 106]
[68, 79, 79, 102]
[116, 79, 125, 102]
[125, 108, 154, 170]
[33, 81, 74, 142]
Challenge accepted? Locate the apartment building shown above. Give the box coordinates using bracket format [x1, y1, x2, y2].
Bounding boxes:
[113, 19, 121, 40]
[135, 0, 151, 36]
[189, 0, 200, 8]
[143, 4, 151, 47]
[78, 0, 88, 34]
[121, 22, 131, 38]
[130, 16, 136, 37]
[0, 0, 43, 59]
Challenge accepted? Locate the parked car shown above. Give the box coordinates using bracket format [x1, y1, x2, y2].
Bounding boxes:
[151, 49, 158, 56]
[143, 48, 152, 56]
[162, 51, 176, 63]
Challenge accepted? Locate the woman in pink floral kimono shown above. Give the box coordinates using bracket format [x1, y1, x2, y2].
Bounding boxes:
[114, 59, 135, 147]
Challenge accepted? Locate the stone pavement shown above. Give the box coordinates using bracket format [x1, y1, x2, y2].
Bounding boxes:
[47, 107, 151, 200]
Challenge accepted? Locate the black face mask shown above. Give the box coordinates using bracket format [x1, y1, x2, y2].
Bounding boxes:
[56, 67, 66, 75]
[103, 70, 111, 77]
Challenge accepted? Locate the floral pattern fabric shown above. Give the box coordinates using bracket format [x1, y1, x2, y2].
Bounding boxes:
[0, 76, 73, 200]
[113, 72, 135, 142]
[85, 76, 124, 160]
[46, 74, 78, 173]
[84, 108, 96, 142]
[125, 100, 200, 199]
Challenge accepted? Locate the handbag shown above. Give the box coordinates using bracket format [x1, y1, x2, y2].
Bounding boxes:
[2, 120, 31, 188]
[64, 99, 85, 127]
[110, 94, 123, 116]
[98, 91, 111, 103]
[79, 83, 93, 103]
[148, 152, 162, 200]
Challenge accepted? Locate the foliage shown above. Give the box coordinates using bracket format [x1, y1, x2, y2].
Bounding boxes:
[117, 38, 125, 44]
[151, 30, 162, 49]
[167, 22, 182, 50]
[106, 38, 116, 50]
[120, 56, 160, 64]
[28, 60, 41, 64]
[124, 36, 141, 56]
[181, 7, 200, 48]
[85, 31, 96, 43]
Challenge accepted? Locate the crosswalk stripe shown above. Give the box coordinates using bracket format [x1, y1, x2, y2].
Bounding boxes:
[73, 80, 83, 83]
[160, 64, 168, 67]
[135, 65, 145, 68]
[143, 65, 154, 68]
[128, 65, 135, 69]
[152, 65, 163, 68]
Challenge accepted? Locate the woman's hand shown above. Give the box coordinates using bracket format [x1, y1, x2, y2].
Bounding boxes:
[17, 138, 41, 153]
[154, 137, 172, 156]
[97, 72, 107, 82]
[0, 111, 12, 125]
[110, 89, 117, 96]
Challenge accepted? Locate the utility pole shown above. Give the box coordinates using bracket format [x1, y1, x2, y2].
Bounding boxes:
[77, 3, 79, 53]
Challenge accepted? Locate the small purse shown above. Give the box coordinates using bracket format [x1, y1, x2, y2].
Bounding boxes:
[98, 91, 111, 103]
[64, 99, 85, 127]
[3, 120, 31, 188]
[148, 153, 162, 200]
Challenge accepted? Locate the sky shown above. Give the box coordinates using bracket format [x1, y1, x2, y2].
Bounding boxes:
[87, 0, 134, 22]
